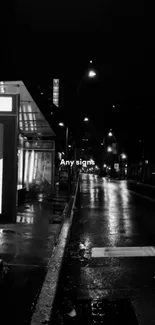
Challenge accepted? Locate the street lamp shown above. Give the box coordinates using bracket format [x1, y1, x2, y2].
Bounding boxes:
[84, 117, 89, 122]
[58, 122, 64, 127]
[102, 129, 120, 178]
[107, 146, 112, 152]
[120, 153, 127, 179]
[88, 60, 97, 78]
[58, 122, 69, 159]
[121, 153, 127, 159]
[76, 61, 97, 95]
[88, 70, 96, 78]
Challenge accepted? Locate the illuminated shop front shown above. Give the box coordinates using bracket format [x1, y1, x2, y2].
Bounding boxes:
[22, 140, 55, 193]
[18, 96, 55, 196]
[0, 85, 19, 222]
[0, 81, 55, 222]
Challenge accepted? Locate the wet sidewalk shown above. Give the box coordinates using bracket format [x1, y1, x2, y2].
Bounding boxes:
[0, 188, 70, 325]
[1, 190, 69, 266]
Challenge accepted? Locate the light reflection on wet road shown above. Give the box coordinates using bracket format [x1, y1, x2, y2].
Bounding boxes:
[57, 173, 155, 306]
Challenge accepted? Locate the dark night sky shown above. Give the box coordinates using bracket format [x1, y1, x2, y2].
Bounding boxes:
[1, 0, 155, 153]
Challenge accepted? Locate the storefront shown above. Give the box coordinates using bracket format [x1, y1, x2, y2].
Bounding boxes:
[0, 81, 55, 222]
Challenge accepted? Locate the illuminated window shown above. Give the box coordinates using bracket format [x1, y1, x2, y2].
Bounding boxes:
[0, 97, 12, 112]
[19, 106, 23, 130]
[17, 135, 24, 189]
[23, 105, 29, 131]
[24, 150, 29, 189]
[28, 105, 34, 131]
[29, 150, 35, 183]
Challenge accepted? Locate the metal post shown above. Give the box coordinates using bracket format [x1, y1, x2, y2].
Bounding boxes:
[66, 126, 68, 159]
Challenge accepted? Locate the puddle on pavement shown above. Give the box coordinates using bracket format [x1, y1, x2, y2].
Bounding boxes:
[0, 229, 33, 238]
[52, 298, 139, 324]
[0, 229, 16, 234]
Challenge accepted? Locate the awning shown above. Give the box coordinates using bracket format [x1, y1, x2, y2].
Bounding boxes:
[0, 81, 55, 137]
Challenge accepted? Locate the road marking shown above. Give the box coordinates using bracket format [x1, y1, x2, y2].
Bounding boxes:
[129, 190, 155, 203]
[91, 246, 155, 257]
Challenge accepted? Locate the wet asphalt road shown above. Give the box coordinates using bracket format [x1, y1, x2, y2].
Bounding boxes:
[52, 174, 155, 324]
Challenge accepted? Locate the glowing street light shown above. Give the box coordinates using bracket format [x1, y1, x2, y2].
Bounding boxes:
[58, 122, 65, 127]
[108, 131, 113, 137]
[84, 117, 89, 122]
[88, 69, 96, 78]
[121, 153, 127, 159]
[107, 146, 112, 152]
[58, 122, 68, 158]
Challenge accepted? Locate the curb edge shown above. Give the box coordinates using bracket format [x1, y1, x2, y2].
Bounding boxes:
[30, 177, 80, 325]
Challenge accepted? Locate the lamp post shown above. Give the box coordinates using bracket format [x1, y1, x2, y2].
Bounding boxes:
[76, 61, 97, 94]
[88, 60, 97, 78]
[120, 152, 127, 179]
[58, 122, 69, 159]
[88, 70, 96, 78]
[102, 129, 120, 178]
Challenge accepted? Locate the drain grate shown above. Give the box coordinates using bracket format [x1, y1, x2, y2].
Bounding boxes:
[55, 299, 139, 325]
